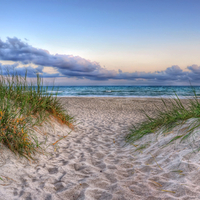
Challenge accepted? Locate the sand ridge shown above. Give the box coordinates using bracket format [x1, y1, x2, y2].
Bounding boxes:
[0, 97, 199, 199]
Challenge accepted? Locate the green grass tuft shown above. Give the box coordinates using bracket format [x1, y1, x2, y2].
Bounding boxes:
[126, 88, 200, 145]
[0, 68, 74, 159]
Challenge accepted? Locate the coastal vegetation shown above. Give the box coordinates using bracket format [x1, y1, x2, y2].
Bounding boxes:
[126, 89, 200, 146]
[0, 69, 74, 159]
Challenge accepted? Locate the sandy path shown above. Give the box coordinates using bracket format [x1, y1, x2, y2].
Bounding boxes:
[0, 97, 199, 199]
[55, 97, 153, 200]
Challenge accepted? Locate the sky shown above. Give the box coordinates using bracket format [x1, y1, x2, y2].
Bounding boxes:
[0, 0, 200, 85]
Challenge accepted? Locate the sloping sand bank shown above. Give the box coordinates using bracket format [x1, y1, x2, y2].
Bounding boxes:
[0, 97, 199, 199]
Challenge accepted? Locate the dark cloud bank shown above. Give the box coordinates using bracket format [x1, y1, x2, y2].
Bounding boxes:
[0, 37, 200, 85]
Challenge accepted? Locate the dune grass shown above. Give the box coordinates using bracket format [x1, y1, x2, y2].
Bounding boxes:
[126, 89, 200, 145]
[0, 69, 74, 159]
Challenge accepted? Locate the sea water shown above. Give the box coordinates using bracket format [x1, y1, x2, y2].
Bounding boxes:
[44, 86, 200, 98]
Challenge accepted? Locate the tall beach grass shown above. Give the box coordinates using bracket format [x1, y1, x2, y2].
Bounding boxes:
[126, 89, 200, 145]
[0, 69, 74, 159]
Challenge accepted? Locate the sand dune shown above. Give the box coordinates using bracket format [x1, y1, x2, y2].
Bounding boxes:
[0, 97, 199, 199]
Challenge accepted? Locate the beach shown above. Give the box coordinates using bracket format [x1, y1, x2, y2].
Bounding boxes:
[0, 97, 199, 200]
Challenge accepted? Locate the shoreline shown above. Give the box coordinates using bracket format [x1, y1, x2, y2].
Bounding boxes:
[57, 96, 196, 99]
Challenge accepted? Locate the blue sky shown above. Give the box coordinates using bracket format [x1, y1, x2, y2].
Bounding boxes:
[0, 0, 200, 85]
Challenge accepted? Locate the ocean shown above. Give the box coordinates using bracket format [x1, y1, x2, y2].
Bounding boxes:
[44, 86, 200, 98]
